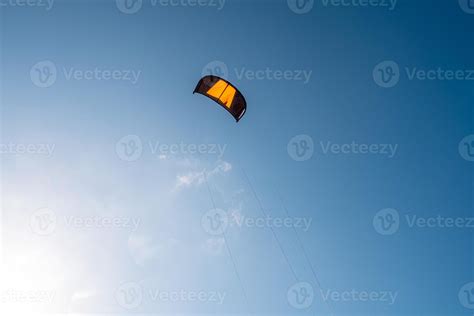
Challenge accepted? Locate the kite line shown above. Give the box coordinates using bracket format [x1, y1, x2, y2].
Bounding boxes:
[241, 169, 300, 282]
[276, 190, 334, 316]
[203, 171, 249, 306]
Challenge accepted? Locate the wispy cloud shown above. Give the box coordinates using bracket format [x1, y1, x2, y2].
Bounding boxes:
[176, 170, 206, 188]
[201, 237, 226, 256]
[175, 160, 233, 189]
[127, 233, 182, 267]
[71, 289, 98, 302]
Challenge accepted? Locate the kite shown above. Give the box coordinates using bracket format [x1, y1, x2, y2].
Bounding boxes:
[193, 76, 247, 122]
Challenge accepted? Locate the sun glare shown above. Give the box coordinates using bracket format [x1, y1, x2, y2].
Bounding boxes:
[1, 240, 65, 315]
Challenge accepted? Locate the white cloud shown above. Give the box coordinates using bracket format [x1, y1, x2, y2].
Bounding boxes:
[71, 289, 97, 302]
[175, 160, 232, 189]
[176, 170, 206, 188]
[201, 237, 226, 256]
[127, 233, 182, 267]
[213, 160, 232, 173]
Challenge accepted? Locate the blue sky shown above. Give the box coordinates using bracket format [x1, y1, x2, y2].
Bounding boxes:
[0, 0, 473, 315]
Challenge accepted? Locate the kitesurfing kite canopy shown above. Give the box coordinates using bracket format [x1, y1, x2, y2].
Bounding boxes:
[193, 75, 247, 122]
